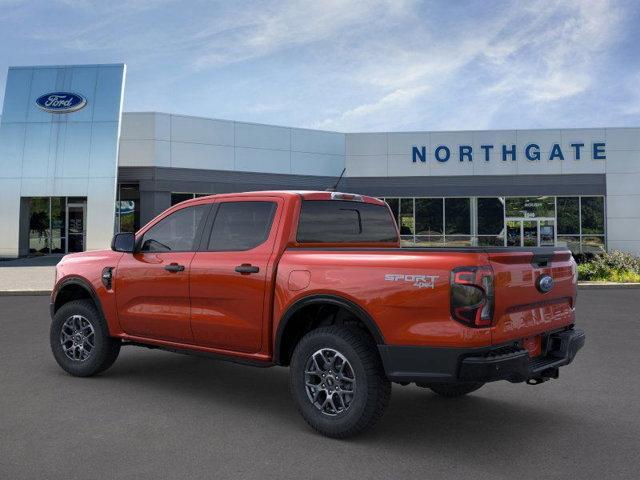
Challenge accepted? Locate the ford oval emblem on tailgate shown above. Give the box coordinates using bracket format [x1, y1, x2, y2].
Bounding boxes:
[536, 274, 554, 293]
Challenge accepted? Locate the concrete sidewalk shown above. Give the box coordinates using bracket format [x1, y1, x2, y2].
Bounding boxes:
[0, 255, 59, 295]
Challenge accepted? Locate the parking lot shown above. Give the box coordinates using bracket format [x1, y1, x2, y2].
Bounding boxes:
[1, 289, 639, 479]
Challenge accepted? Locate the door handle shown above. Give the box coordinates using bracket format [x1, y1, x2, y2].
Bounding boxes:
[235, 263, 260, 274]
[164, 263, 185, 272]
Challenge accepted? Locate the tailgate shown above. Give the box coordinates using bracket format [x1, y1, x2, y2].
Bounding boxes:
[488, 248, 577, 346]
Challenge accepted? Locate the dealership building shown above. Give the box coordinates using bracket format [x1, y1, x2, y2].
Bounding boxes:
[1, 63, 639, 258]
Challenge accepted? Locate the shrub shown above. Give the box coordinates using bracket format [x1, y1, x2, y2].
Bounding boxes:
[577, 250, 640, 282]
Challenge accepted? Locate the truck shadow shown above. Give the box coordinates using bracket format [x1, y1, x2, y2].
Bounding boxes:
[94, 346, 584, 450]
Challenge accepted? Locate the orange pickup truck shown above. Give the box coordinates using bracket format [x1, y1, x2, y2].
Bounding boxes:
[50, 190, 584, 437]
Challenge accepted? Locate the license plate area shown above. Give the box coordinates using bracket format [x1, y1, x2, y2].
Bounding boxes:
[522, 335, 542, 357]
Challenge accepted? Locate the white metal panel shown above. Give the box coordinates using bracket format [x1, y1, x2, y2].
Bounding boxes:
[120, 113, 157, 140]
[291, 128, 344, 155]
[345, 154, 387, 177]
[235, 147, 290, 174]
[59, 122, 92, 178]
[606, 128, 640, 151]
[85, 177, 118, 251]
[235, 122, 290, 150]
[0, 68, 31, 123]
[118, 139, 160, 167]
[388, 153, 431, 176]
[0, 179, 21, 257]
[387, 132, 429, 156]
[171, 115, 234, 146]
[346, 133, 387, 156]
[291, 151, 343, 176]
[89, 122, 121, 177]
[605, 150, 640, 174]
[0, 122, 25, 178]
[170, 141, 234, 170]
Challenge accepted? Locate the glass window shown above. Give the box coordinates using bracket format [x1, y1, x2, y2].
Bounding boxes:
[384, 198, 399, 227]
[415, 198, 443, 235]
[117, 184, 140, 233]
[540, 220, 555, 246]
[581, 197, 605, 234]
[445, 198, 470, 235]
[414, 235, 444, 247]
[445, 235, 472, 247]
[29, 197, 50, 254]
[141, 205, 209, 252]
[582, 236, 605, 253]
[297, 200, 398, 243]
[478, 235, 505, 246]
[208, 201, 277, 251]
[399, 198, 414, 235]
[477, 198, 504, 235]
[557, 236, 581, 253]
[506, 196, 554, 218]
[171, 193, 194, 206]
[557, 197, 579, 234]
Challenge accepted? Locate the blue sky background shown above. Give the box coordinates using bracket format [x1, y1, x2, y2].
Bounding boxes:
[1, 0, 639, 132]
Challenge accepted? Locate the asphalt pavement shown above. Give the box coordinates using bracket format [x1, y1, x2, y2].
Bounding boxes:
[1, 290, 639, 480]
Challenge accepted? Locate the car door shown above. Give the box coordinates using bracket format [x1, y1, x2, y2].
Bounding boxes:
[189, 197, 281, 353]
[116, 203, 211, 343]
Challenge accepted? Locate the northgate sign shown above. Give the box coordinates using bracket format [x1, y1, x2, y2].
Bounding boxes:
[412, 142, 606, 163]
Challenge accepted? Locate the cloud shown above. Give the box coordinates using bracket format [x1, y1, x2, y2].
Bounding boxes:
[314, 0, 625, 131]
[0, 0, 634, 131]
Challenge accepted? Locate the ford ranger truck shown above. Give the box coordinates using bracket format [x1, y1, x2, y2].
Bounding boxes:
[50, 191, 585, 438]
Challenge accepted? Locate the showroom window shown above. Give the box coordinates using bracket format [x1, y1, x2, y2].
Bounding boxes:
[383, 197, 471, 247]
[171, 192, 211, 206]
[415, 198, 443, 246]
[382, 195, 605, 252]
[26, 196, 87, 255]
[116, 184, 140, 233]
[556, 196, 606, 253]
[477, 197, 505, 246]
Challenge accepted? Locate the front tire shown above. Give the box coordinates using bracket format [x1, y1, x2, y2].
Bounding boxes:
[50, 300, 121, 377]
[289, 326, 391, 438]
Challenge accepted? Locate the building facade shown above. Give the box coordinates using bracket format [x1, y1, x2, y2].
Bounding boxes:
[1, 64, 639, 258]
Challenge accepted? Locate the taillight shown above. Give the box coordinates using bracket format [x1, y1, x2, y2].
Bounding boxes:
[450, 265, 495, 327]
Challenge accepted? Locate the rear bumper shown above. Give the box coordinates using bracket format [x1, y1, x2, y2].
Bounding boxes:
[378, 327, 585, 384]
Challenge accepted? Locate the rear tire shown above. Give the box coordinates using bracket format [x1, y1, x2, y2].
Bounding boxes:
[289, 326, 391, 438]
[427, 382, 484, 398]
[50, 300, 121, 377]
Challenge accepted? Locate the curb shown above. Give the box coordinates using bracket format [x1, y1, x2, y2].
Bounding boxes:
[578, 282, 640, 289]
[0, 290, 51, 296]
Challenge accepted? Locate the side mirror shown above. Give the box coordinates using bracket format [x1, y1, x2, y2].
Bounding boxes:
[111, 232, 136, 253]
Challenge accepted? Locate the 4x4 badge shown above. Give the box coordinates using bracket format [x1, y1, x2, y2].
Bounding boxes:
[384, 274, 438, 289]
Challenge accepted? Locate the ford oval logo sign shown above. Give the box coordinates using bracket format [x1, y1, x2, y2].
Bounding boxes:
[35, 92, 87, 114]
[536, 274, 554, 293]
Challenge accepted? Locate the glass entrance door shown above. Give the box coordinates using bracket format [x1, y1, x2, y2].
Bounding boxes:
[505, 218, 556, 247]
[66, 202, 86, 252]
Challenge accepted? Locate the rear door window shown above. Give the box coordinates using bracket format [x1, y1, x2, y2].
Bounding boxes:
[297, 200, 398, 243]
[207, 201, 277, 251]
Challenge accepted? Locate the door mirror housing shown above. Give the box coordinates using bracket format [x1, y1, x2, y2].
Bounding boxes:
[111, 232, 136, 253]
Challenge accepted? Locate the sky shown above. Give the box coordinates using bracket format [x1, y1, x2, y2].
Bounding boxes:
[0, 0, 639, 132]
